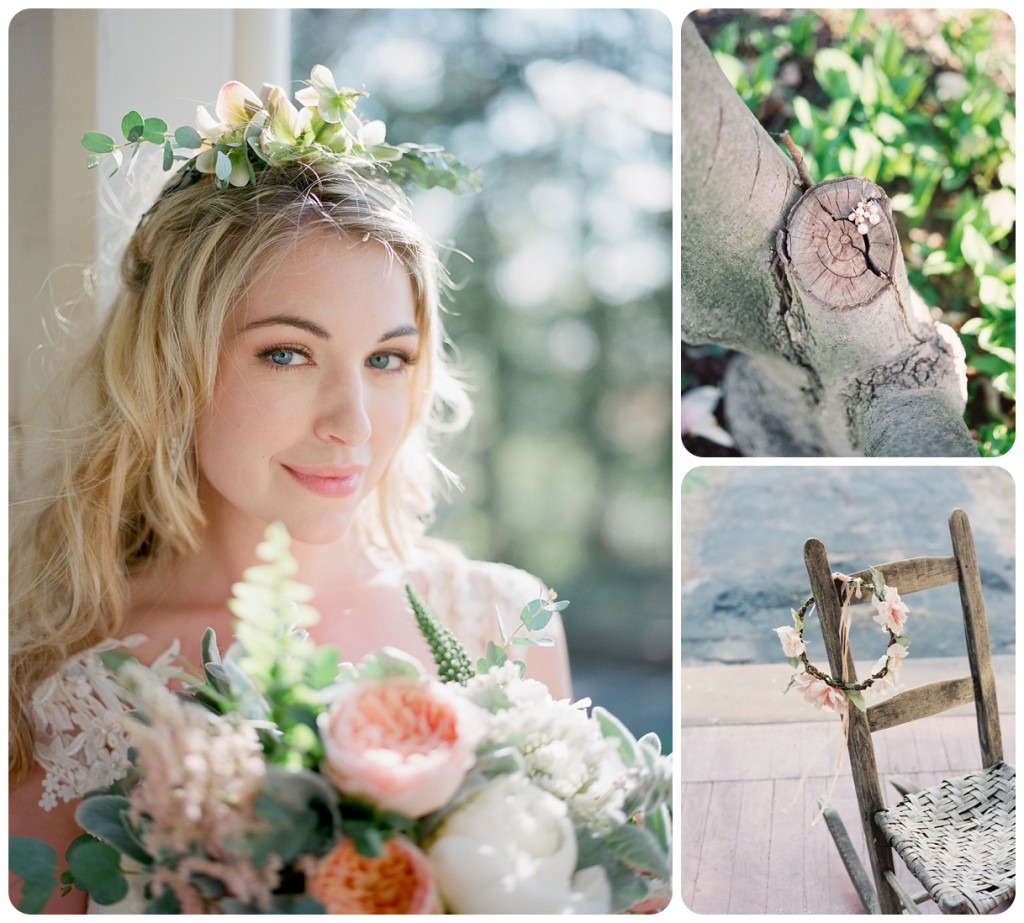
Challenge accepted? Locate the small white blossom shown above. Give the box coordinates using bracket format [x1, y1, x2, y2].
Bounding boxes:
[847, 200, 882, 235]
[458, 664, 628, 832]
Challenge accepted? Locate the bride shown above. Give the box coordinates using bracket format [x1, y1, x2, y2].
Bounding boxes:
[8, 68, 571, 914]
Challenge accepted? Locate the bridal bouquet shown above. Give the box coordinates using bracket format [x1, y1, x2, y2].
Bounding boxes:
[12, 524, 671, 914]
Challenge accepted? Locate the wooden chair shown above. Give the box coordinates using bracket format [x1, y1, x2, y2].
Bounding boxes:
[805, 508, 1014, 914]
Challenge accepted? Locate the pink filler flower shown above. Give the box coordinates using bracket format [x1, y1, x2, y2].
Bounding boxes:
[774, 626, 806, 658]
[795, 673, 848, 713]
[872, 585, 909, 635]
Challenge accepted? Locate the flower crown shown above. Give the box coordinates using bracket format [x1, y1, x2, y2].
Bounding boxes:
[81, 65, 481, 195]
[775, 568, 911, 714]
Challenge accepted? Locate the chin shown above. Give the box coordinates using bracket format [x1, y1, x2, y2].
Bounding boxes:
[272, 512, 358, 547]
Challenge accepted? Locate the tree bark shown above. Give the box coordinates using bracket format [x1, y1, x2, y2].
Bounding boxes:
[681, 18, 977, 457]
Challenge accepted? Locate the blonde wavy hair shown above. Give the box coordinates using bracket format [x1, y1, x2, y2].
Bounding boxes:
[9, 163, 472, 783]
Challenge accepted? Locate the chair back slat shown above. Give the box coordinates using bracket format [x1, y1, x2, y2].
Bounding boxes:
[834, 556, 959, 603]
[867, 677, 976, 733]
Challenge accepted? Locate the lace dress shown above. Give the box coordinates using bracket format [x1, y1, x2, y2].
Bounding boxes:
[28, 550, 545, 914]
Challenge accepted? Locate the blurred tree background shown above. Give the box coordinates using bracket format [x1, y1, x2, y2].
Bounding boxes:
[292, 8, 673, 746]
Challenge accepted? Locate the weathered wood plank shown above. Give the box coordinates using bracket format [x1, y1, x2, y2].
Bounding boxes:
[833, 555, 958, 601]
[949, 508, 1003, 765]
[867, 677, 975, 731]
[680, 714, 1014, 913]
[767, 777, 808, 913]
[678, 779, 713, 910]
[688, 780, 745, 912]
[728, 779, 774, 913]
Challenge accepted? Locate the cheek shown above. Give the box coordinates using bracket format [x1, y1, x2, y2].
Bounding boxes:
[362, 386, 415, 486]
[195, 371, 277, 474]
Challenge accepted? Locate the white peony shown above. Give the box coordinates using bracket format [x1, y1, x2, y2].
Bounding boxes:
[426, 773, 611, 914]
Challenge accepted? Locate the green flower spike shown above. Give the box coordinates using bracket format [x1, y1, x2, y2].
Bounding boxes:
[404, 584, 475, 685]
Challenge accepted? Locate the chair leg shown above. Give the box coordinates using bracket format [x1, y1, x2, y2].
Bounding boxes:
[820, 798, 881, 914]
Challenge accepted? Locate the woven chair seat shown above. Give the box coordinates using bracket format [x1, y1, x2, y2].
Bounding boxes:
[874, 761, 1015, 914]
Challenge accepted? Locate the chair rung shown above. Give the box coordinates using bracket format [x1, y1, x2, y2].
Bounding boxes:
[884, 871, 923, 914]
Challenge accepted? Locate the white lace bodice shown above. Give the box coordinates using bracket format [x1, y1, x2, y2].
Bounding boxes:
[29, 550, 544, 812]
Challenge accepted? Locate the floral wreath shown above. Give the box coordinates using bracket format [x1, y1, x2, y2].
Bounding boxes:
[775, 568, 910, 714]
[81, 65, 480, 195]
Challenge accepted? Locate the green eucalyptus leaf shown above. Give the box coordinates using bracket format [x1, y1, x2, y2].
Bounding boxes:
[174, 125, 203, 149]
[120, 111, 143, 141]
[215, 149, 233, 182]
[519, 599, 553, 631]
[74, 795, 152, 866]
[9, 835, 58, 913]
[65, 835, 128, 906]
[82, 132, 116, 154]
[141, 117, 168, 144]
[510, 635, 555, 647]
[484, 640, 506, 667]
[162, 138, 173, 171]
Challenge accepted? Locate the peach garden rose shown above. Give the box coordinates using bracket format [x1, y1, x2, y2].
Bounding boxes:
[318, 667, 485, 818]
[307, 835, 441, 914]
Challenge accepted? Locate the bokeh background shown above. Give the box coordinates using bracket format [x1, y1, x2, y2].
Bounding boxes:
[681, 465, 1015, 680]
[292, 9, 674, 745]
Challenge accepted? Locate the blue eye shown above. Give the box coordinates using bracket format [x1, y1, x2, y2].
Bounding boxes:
[259, 347, 311, 368]
[368, 353, 399, 370]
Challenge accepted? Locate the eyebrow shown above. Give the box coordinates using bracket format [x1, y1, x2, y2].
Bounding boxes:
[242, 315, 420, 343]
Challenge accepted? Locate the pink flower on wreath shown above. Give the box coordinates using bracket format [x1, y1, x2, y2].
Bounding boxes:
[774, 626, 806, 658]
[872, 585, 909, 635]
[319, 672, 485, 818]
[794, 673, 848, 713]
[307, 835, 441, 914]
[873, 642, 909, 686]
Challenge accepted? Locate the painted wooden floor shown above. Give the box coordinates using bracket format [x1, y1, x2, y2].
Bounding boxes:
[680, 714, 1016, 914]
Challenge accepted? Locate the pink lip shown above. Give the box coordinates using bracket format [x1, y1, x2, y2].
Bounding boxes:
[282, 464, 364, 498]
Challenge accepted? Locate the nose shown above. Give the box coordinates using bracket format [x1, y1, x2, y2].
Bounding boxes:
[314, 376, 372, 447]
